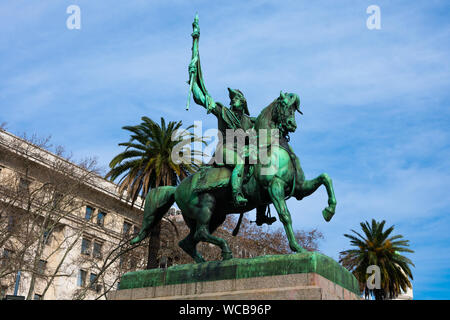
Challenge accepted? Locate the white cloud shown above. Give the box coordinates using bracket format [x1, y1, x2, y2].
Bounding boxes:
[1, 0, 449, 298]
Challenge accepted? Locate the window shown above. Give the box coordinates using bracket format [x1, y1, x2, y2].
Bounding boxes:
[1, 286, 7, 299]
[37, 260, 47, 275]
[89, 273, 96, 287]
[93, 241, 103, 259]
[43, 230, 52, 245]
[1, 249, 13, 267]
[123, 221, 132, 235]
[18, 177, 30, 193]
[133, 225, 140, 237]
[89, 273, 101, 292]
[77, 269, 87, 287]
[33, 293, 42, 300]
[97, 211, 106, 227]
[81, 237, 92, 255]
[7, 215, 15, 232]
[52, 192, 63, 209]
[119, 255, 124, 268]
[3, 249, 11, 259]
[85, 206, 94, 221]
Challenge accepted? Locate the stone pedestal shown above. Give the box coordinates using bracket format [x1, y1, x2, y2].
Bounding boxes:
[109, 252, 360, 300]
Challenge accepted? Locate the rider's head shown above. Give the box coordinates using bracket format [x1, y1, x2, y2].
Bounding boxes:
[228, 88, 249, 116]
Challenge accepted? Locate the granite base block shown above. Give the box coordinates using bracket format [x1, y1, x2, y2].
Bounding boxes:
[108, 252, 361, 300]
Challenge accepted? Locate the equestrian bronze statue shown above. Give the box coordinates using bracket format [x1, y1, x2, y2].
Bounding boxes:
[130, 14, 337, 263]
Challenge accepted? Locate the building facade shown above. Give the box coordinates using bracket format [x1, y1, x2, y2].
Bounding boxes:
[0, 130, 144, 300]
[0, 129, 322, 299]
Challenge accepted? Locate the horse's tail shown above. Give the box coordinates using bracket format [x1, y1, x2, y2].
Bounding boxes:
[130, 186, 176, 245]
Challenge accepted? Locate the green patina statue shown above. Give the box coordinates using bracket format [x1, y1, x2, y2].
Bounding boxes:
[130, 14, 337, 262]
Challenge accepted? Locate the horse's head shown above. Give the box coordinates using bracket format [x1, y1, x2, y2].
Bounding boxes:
[272, 91, 302, 137]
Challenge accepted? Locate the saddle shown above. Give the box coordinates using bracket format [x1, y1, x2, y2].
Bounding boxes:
[192, 164, 253, 194]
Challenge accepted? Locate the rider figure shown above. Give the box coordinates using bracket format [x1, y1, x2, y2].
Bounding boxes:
[188, 21, 275, 225]
[189, 60, 252, 207]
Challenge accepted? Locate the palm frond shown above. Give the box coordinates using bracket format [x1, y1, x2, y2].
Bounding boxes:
[340, 219, 414, 300]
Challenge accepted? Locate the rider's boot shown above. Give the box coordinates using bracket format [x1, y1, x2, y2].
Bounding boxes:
[255, 205, 277, 226]
[231, 164, 248, 207]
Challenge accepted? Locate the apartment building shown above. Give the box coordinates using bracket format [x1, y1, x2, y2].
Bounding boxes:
[0, 129, 144, 299]
[0, 129, 319, 299]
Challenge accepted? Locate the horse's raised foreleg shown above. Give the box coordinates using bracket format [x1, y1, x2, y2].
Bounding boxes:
[269, 177, 307, 253]
[296, 173, 336, 222]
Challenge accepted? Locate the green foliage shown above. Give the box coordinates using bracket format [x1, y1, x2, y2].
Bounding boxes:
[106, 116, 204, 206]
[339, 219, 414, 300]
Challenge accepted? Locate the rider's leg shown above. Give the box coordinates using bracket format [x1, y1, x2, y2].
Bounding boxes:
[231, 163, 247, 206]
[224, 146, 248, 206]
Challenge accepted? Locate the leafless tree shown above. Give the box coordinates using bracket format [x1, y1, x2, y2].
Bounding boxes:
[143, 213, 324, 267]
[70, 229, 148, 300]
[70, 211, 323, 299]
[0, 133, 102, 299]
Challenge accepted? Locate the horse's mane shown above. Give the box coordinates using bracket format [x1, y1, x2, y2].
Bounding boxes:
[254, 98, 278, 130]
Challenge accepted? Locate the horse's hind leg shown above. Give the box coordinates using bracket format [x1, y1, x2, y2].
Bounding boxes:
[178, 217, 205, 263]
[194, 194, 233, 260]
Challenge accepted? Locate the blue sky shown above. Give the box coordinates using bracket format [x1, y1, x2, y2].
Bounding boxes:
[1, 0, 449, 299]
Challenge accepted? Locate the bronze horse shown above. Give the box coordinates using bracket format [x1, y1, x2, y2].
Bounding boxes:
[130, 93, 336, 262]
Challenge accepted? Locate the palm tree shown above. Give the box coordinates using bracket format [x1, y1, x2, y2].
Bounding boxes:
[339, 219, 414, 300]
[106, 116, 204, 269]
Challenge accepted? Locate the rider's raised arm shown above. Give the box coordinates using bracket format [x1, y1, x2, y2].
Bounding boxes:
[189, 61, 221, 117]
[188, 15, 221, 117]
[191, 78, 207, 107]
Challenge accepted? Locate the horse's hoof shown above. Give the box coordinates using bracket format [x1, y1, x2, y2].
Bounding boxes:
[222, 251, 233, 260]
[289, 242, 308, 253]
[194, 256, 206, 263]
[130, 236, 140, 245]
[290, 243, 307, 253]
[322, 206, 335, 222]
